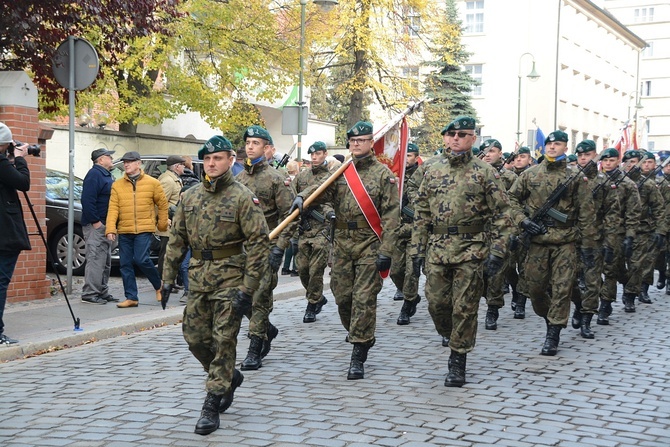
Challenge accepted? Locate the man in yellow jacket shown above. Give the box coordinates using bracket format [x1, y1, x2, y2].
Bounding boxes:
[106, 151, 169, 308]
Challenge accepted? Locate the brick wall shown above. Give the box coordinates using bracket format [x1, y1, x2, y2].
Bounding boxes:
[1, 105, 51, 302]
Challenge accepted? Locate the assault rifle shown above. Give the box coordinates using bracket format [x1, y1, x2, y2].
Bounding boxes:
[277, 143, 298, 168]
[591, 157, 644, 198]
[521, 159, 595, 243]
[299, 208, 335, 243]
[636, 155, 670, 189]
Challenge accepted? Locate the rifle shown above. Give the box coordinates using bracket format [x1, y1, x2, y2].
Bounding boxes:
[277, 143, 298, 168]
[591, 158, 644, 198]
[401, 206, 415, 219]
[521, 160, 595, 242]
[636, 155, 670, 189]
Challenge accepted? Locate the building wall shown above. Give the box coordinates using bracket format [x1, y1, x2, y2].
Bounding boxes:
[458, 0, 645, 153]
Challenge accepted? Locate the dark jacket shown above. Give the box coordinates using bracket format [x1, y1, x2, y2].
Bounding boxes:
[81, 164, 114, 226]
[0, 154, 31, 253]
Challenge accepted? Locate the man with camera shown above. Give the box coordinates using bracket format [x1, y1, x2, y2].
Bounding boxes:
[0, 122, 32, 345]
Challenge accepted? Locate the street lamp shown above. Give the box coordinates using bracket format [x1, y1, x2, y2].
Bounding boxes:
[297, 0, 338, 161]
[626, 90, 643, 120]
[516, 52, 540, 143]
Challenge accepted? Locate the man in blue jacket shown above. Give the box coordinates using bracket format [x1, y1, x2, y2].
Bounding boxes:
[81, 148, 117, 304]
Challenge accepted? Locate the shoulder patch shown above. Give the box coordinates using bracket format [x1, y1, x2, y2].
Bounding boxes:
[252, 197, 260, 205]
[284, 179, 291, 186]
[493, 172, 500, 179]
[389, 177, 396, 184]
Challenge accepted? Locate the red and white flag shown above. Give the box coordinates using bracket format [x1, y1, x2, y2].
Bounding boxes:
[613, 120, 638, 153]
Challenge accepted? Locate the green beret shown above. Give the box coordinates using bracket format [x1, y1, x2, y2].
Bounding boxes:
[347, 121, 373, 138]
[472, 147, 481, 156]
[545, 130, 568, 144]
[198, 135, 233, 160]
[452, 116, 476, 130]
[480, 139, 502, 152]
[407, 143, 419, 154]
[641, 150, 656, 160]
[600, 148, 619, 160]
[440, 121, 455, 135]
[243, 125, 273, 145]
[575, 139, 596, 154]
[517, 146, 531, 155]
[622, 150, 641, 161]
[307, 141, 327, 154]
[502, 152, 511, 159]
[567, 154, 578, 162]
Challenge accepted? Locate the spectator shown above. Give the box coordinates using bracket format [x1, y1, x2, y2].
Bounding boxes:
[332, 153, 345, 163]
[232, 147, 245, 176]
[157, 155, 185, 277]
[106, 151, 169, 308]
[80, 148, 117, 305]
[0, 122, 31, 345]
[181, 155, 199, 187]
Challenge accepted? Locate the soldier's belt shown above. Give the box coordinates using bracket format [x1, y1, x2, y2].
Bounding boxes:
[335, 219, 371, 230]
[191, 244, 243, 260]
[431, 224, 485, 235]
[541, 218, 576, 229]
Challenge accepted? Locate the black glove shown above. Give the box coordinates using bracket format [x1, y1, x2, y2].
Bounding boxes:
[290, 238, 299, 257]
[325, 211, 336, 221]
[623, 236, 634, 259]
[232, 289, 253, 317]
[268, 246, 284, 273]
[484, 254, 504, 277]
[654, 233, 666, 250]
[288, 196, 304, 215]
[602, 245, 614, 264]
[520, 218, 547, 236]
[375, 254, 392, 272]
[160, 284, 173, 310]
[580, 248, 595, 269]
[509, 235, 519, 252]
[412, 257, 424, 278]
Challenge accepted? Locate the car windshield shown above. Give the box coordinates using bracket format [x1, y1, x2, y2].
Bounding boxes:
[46, 170, 83, 201]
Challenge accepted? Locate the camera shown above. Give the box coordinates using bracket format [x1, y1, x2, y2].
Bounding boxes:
[8, 141, 41, 157]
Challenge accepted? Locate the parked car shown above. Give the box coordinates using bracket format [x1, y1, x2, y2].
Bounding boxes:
[45, 169, 86, 275]
[110, 154, 203, 181]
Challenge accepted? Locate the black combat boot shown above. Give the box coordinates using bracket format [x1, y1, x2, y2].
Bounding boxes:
[219, 369, 244, 413]
[639, 283, 652, 304]
[657, 272, 666, 290]
[596, 300, 612, 325]
[514, 295, 526, 319]
[347, 343, 369, 380]
[444, 350, 467, 387]
[303, 302, 317, 323]
[260, 323, 279, 358]
[314, 295, 328, 314]
[511, 289, 518, 311]
[194, 393, 222, 435]
[622, 293, 636, 313]
[441, 336, 450, 347]
[580, 313, 595, 339]
[393, 288, 405, 301]
[240, 335, 263, 370]
[540, 324, 561, 356]
[484, 306, 499, 330]
[571, 301, 583, 329]
[396, 297, 420, 325]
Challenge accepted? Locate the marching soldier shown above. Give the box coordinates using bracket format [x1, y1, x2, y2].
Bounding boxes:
[392, 143, 422, 325]
[236, 125, 296, 370]
[512, 146, 533, 175]
[410, 116, 512, 386]
[598, 148, 641, 325]
[480, 138, 517, 330]
[570, 140, 620, 338]
[655, 152, 670, 294]
[508, 130, 597, 356]
[292, 141, 331, 323]
[161, 135, 270, 435]
[290, 121, 399, 380]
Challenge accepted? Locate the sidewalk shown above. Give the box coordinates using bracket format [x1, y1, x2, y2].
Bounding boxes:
[1, 269, 322, 363]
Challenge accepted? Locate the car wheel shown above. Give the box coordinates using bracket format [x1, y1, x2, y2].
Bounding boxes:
[49, 226, 86, 276]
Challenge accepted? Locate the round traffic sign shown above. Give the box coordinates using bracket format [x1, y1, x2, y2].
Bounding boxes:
[52, 37, 100, 91]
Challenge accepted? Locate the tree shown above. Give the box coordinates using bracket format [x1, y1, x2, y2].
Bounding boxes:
[413, 0, 478, 151]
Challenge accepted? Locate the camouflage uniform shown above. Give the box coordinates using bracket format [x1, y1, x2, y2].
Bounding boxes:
[410, 150, 512, 354]
[236, 159, 296, 339]
[390, 162, 420, 304]
[655, 174, 670, 290]
[626, 169, 666, 297]
[162, 168, 269, 395]
[293, 162, 332, 307]
[508, 159, 597, 328]
[300, 153, 399, 344]
[601, 169, 641, 303]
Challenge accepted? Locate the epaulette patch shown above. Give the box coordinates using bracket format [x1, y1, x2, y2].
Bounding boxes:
[252, 197, 260, 205]
[389, 177, 396, 184]
[284, 179, 291, 186]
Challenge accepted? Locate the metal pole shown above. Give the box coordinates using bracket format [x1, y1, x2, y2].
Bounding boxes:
[516, 74, 522, 142]
[297, 0, 307, 161]
[67, 36, 75, 294]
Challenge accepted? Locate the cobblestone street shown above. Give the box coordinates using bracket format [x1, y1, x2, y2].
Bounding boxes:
[1, 279, 669, 446]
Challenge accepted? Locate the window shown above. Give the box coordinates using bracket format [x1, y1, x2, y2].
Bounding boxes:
[464, 64, 482, 96]
[634, 7, 654, 23]
[407, 12, 420, 37]
[642, 80, 652, 97]
[642, 41, 654, 58]
[464, 1, 484, 34]
[402, 66, 419, 90]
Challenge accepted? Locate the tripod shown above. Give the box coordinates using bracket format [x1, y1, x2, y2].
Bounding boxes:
[21, 191, 81, 330]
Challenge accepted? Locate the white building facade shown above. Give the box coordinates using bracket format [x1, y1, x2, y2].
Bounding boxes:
[457, 0, 646, 153]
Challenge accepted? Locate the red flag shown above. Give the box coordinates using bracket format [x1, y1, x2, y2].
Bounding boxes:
[373, 116, 410, 199]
